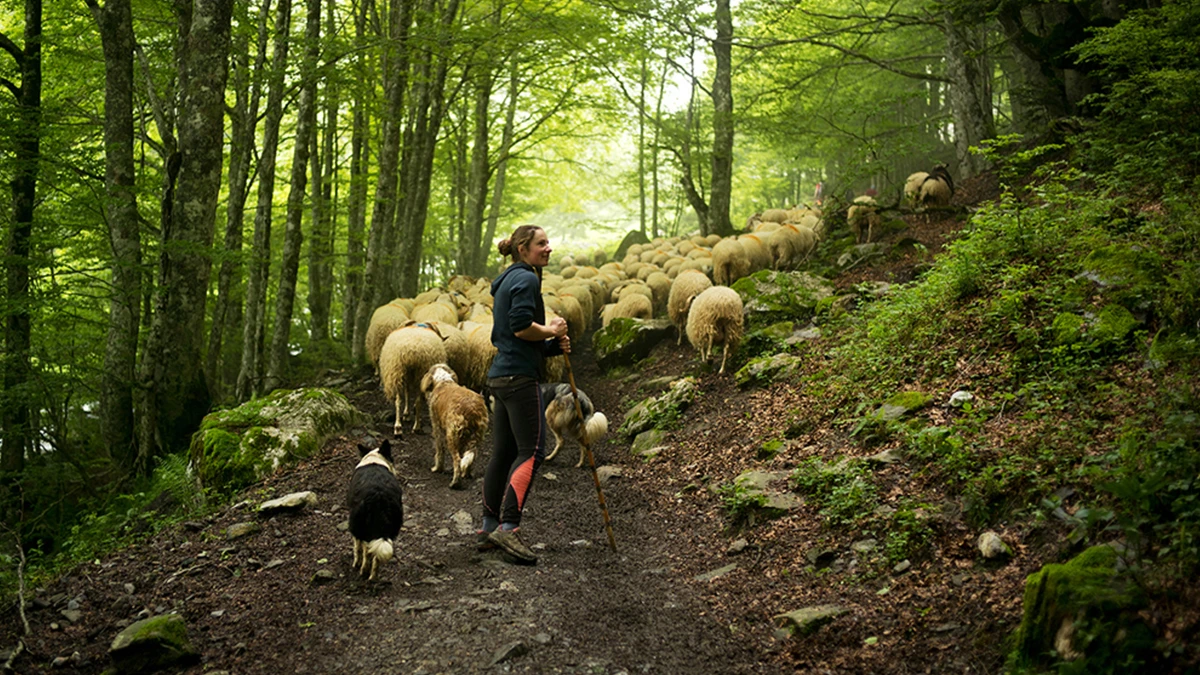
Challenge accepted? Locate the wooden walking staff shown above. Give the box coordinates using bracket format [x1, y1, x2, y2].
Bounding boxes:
[562, 352, 618, 552]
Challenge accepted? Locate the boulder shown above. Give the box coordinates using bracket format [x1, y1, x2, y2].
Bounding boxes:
[592, 318, 674, 372]
[189, 388, 366, 494]
[735, 353, 805, 388]
[614, 229, 652, 261]
[618, 377, 698, 438]
[630, 429, 668, 460]
[109, 614, 198, 674]
[728, 470, 803, 520]
[730, 270, 834, 328]
[875, 391, 933, 422]
[1012, 545, 1152, 671]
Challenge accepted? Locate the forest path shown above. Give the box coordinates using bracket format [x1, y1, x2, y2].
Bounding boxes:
[9, 337, 776, 675]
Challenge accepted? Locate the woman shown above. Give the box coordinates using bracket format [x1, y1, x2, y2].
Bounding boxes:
[479, 225, 570, 564]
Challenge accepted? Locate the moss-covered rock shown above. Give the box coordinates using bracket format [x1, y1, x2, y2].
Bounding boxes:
[1011, 545, 1152, 673]
[592, 318, 674, 372]
[875, 391, 933, 421]
[109, 614, 198, 674]
[630, 428, 668, 460]
[1052, 312, 1087, 345]
[735, 353, 806, 388]
[619, 377, 698, 438]
[1092, 304, 1139, 345]
[189, 388, 366, 494]
[731, 270, 834, 327]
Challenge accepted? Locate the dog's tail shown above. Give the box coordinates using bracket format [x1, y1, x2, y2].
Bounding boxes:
[583, 412, 609, 445]
[366, 538, 394, 564]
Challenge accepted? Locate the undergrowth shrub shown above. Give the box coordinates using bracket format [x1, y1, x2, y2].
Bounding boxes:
[791, 457, 878, 527]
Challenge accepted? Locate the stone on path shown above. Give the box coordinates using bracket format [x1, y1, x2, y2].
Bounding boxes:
[258, 491, 318, 515]
[773, 605, 848, 638]
[977, 531, 1012, 559]
[109, 614, 198, 674]
[487, 641, 529, 667]
[226, 522, 262, 540]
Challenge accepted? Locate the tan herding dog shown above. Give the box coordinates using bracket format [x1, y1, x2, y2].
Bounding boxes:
[420, 363, 488, 489]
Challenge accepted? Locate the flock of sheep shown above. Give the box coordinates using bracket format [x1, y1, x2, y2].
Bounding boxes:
[364, 165, 957, 448]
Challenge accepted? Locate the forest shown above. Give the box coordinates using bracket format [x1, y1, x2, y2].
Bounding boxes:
[3, 0, 1200, 670]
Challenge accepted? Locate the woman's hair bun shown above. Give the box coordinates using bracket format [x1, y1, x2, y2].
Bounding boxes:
[497, 238, 513, 256]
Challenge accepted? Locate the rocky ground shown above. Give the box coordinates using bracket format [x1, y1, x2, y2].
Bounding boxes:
[4, 180, 1028, 674]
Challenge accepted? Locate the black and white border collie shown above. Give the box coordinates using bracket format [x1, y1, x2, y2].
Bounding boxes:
[540, 382, 609, 467]
[347, 440, 404, 581]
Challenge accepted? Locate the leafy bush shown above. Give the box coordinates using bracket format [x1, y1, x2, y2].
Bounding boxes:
[1074, 0, 1200, 183]
[791, 457, 878, 527]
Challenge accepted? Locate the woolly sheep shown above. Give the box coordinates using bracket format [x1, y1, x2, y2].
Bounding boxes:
[685, 285, 744, 375]
[645, 271, 672, 316]
[904, 171, 928, 205]
[411, 301, 458, 325]
[753, 221, 781, 234]
[428, 321, 470, 385]
[759, 208, 790, 224]
[365, 302, 410, 372]
[636, 264, 660, 281]
[690, 235, 708, 247]
[592, 248, 608, 266]
[686, 247, 712, 260]
[921, 165, 955, 207]
[676, 240, 696, 256]
[847, 195, 882, 244]
[457, 321, 496, 391]
[767, 224, 816, 269]
[712, 237, 751, 286]
[736, 233, 773, 273]
[677, 257, 713, 277]
[559, 285, 595, 328]
[705, 234, 722, 247]
[380, 324, 448, 434]
[413, 288, 443, 305]
[600, 292, 653, 327]
[668, 270, 713, 346]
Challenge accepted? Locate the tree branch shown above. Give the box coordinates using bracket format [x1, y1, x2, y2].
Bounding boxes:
[0, 31, 23, 66]
[0, 76, 19, 99]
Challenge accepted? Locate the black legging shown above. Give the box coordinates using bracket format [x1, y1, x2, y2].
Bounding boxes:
[483, 376, 546, 526]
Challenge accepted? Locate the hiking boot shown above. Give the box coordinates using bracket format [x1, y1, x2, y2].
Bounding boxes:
[476, 530, 497, 552]
[487, 529, 538, 564]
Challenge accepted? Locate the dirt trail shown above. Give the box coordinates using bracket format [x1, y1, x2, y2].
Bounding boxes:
[6, 339, 774, 675]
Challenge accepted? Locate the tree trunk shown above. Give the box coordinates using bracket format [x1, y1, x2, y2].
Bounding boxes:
[90, 0, 141, 473]
[307, 77, 336, 344]
[945, 12, 994, 180]
[395, 0, 460, 297]
[708, 0, 734, 237]
[2, 0, 41, 476]
[308, 0, 337, 345]
[638, 53, 647, 236]
[479, 61, 519, 275]
[235, 0, 292, 400]
[208, 0, 271, 399]
[343, 0, 370, 346]
[264, 0, 320, 392]
[352, 0, 412, 363]
[651, 59, 666, 240]
[461, 64, 494, 277]
[136, 0, 234, 471]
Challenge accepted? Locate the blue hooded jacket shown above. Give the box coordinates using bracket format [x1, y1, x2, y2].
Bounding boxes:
[488, 262, 563, 380]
